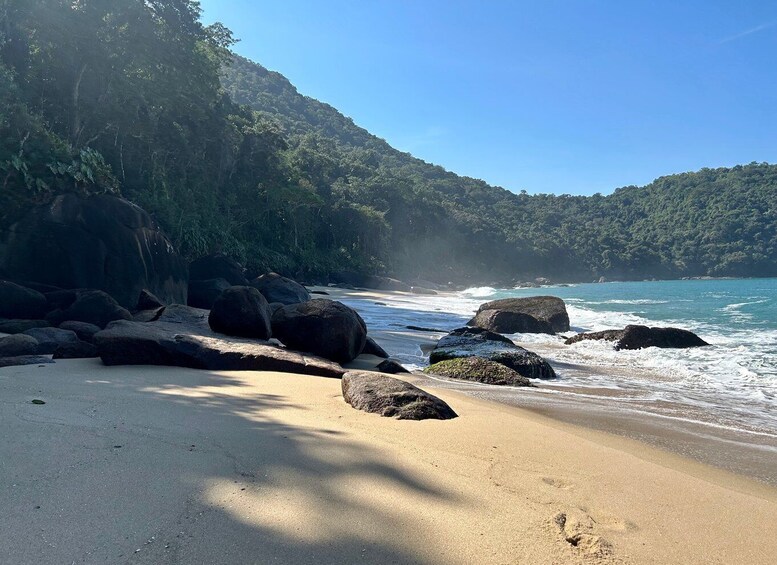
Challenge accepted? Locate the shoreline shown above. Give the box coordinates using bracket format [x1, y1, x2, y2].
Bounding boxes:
[320, 285, 777, 487]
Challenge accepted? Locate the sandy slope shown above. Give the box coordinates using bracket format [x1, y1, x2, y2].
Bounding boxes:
[1, 358, 775, 564]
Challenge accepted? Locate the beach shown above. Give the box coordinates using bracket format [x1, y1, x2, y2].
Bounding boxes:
[2, 357, 777, 564]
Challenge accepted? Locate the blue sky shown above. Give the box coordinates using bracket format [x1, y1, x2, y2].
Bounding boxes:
[199, 0, 777, 195]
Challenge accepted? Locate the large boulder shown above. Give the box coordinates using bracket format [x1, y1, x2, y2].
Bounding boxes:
[22, 327, 80, 354]
[250, 273, 310, 305]
[208, 286, 272, 339]
[189, 253, 248, 286]
[429, 327, 556, 380]
[472, 296, 569, 334]
[0, 281, 48, 319]
[341, 371, 457, 420]
[2, 194, 188, 308]
[187, 278, 231, 310]
[45, 289, 132, 329]
[271, 299, 367, 363]
[0, 334, 41, 357]
[566, 325, 709, 350]
[425, 356, 532, 387]
[94, 320, 343, 378]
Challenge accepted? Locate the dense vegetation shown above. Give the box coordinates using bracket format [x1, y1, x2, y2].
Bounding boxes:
[2, 0, 776, 283]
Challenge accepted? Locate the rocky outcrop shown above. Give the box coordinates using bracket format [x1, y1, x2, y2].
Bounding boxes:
[429, 327, 556, 380]
[341, 371, 457, 420]
[424, 356, 531, 387]
[362, 336, 389, 359]
[189, 253, 248, 286]
[0, 281, 48, 319]
[187, 278, 230, 310]
[45, 289, 132, 328]
[472, 296, 569, 334]
[22, 327, 80, 354]
[565, 325, 709, 350]
[2, 194, 187, 308]
[250, 273, 310, 305]
[271, 299, 367, 363]
[208, 286, 272, 339]
[94, 319, 344, 378]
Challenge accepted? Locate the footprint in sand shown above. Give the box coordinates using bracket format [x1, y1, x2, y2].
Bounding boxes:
[553, 510, 614, 559]
[542, 476, 575, 490]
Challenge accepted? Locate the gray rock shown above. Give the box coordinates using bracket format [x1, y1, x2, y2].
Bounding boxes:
[208, 286, 272, 339]
[22, 327, 80, 354]
[472, 296, 570, 334]
[424, 356, 531, 386]
[136, 289, 165, 311]
[250, 273, 310, 305]
[0, 319, 51, 334]
[362, 336, 389, 358]
[341, 371, 456, 420]
[53, 340, 99, 359]
[0, 334, 41, 357]
[58, 321, 101, 343]
[0, 281, 48, 319]
[272, 299, 367, 363]
[429, 327, 556, 380]
[377, 359, 410, 374]
[566, 325, 709, 350]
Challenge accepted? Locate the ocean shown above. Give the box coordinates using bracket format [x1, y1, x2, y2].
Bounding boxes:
[336, 278, 777, 445]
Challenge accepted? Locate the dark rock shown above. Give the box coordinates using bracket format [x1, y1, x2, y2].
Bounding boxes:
[53, 340, 99, 359]
[156, 304, 211, 330]
[46, 289, 132, 329]
[187, 278, 230, 310]
[0, 319, 51, 334]
[377, 359, 410, 374]
[364, 276, 412, 292]
[565, 325, 709, 350]
[310, 290, 330, 295]
[564, 330, 623, 345]
[272, 299, 367, 363]
[268, 302, 285, 317]
[58, 321, 101, 343]
[425, 357, 531, 386]
[208, 286, 272, 339]
[250, 273, 310, 305]
[0, 356, 54, 368]
[410, 287, 438, 295]
[341, 371, 456, 420]
[2, 194, 187, 308]
[362, 336, 389, 358]
[133, 308, 165, 323]
[189, 253, 248, 286]
[429, 327, 556, 380]
[472, 296, 570, 334]
[406, 325, 446, 333]
[94, 320, 343, 378]
[136, 289, 165, 311]
[0, 281, 48, 319]
[22, 327, 80, 354]
[0, 334, 40, 357]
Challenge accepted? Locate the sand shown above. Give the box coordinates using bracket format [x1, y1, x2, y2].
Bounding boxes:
[2, 358, 776, 564]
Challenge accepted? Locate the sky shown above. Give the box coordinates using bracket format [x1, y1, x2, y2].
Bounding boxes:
[199, 0, 777, 196]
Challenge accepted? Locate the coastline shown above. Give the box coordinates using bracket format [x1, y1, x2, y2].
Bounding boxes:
[2, 359, 776, 564]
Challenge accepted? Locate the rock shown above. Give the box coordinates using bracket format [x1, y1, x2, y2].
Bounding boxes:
[94, 320, 343, 378]
[377, 359, 410, 374]
[156, 303, 211, 329]
[133, 308, 165, 322]
[363, 276, 412, 292]
[310, 290, 330, 295]
[208, 286, 272, 339]
[136, 289, 165, 311]
[472, 296, 570, 334]
[429, 327, 556, 380]
[424, 357, 532, 386]
[250, 272, 310, 305]
[187, 278, 230, 310]
[53, 340, 99, 359]
[362, 336, 389, 358]
[410, 286, 437, 295]
[0, 356, 54, 368]
[0, 319, 51, 334]
[0, 334, 41, 357]
[341, 371, 457, 420]
[406, 325, 446, 333]
[271, 299, 367, 363]
[58, 321, 101, 343]
[22, 327, 80, 354]
[189, 253, 248, 286]
[45, 289, 132, 328]
[2, 194, 187, 308]
[0, 281, 48, 319]
[268, 302, 285, 317]
[566, 325, 709, 350]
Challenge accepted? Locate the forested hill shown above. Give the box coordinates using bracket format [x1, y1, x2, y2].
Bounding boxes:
[1, 1, 776, 284]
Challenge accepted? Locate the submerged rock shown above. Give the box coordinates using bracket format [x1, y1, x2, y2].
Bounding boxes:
[424, 356, 532, 387]
[342, 371, 457, 420]
[566, 325, 709, 350]
[430, 327, 556, 380]
[472, 296, 570, 334]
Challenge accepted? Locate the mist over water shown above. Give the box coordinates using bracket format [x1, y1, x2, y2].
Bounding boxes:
[339, 279, 777, 440]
